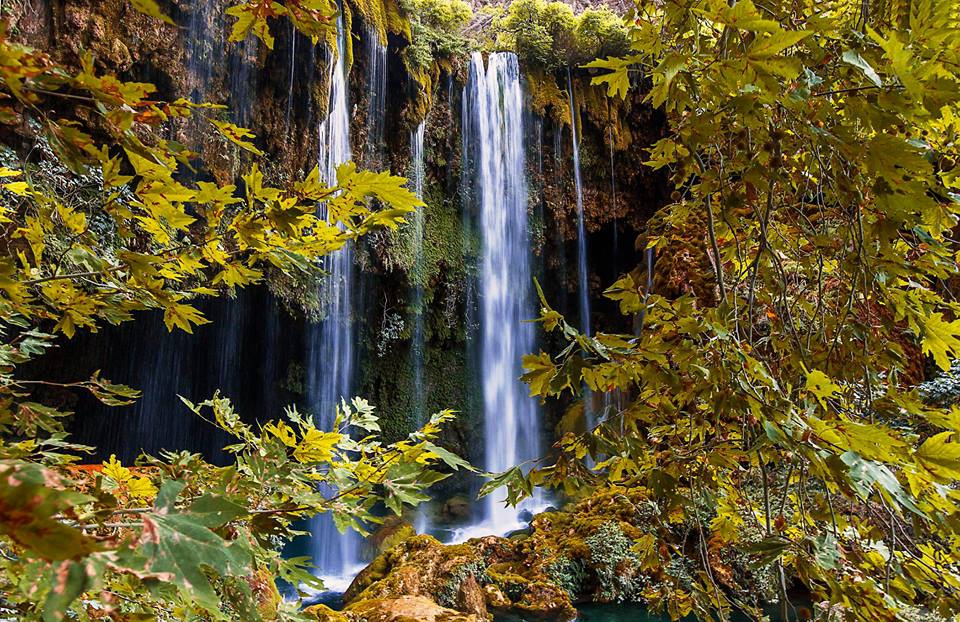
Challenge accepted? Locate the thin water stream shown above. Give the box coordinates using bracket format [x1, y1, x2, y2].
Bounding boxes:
[306, 14, 363, 583]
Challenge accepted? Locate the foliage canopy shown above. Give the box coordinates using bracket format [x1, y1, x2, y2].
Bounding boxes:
[507, 0, 960, 620]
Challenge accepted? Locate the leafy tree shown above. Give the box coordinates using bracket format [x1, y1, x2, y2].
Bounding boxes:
[0, 4, 469, 620]
[509, 1, 960, 620]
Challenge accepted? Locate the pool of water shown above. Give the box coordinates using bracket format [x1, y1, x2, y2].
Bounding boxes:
[495, 603, 792, 621]
[494, 604, 665, 622]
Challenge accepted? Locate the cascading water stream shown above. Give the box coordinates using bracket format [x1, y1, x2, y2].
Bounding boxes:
[566, 69, 590, 337]
[284, 21, 297, 132]
[458, 52, 542, 537]
[410, 122, 427, 427]
[306, 14, 362, 587]
[409, 121, 428, 534]
[608, 126, 619, 261]
[365, 27, 388, 166]
[566, 69, 604, 435]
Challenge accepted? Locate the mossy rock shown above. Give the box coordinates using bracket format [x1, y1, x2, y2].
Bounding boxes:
[367, 517, 418, 557]
[302, 603, 351, 622]
[345, 595, 484, 621]
[344, 534, 486, 607]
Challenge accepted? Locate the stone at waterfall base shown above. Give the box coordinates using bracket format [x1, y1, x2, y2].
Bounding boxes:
[304, 597, 482, 621]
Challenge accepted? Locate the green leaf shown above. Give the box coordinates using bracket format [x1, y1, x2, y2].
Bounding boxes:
[137, 511, 251, 611]
[841, 50, 883, 87]
[187, 494, 248, 528]
[747, 30, 812, 58]
[0, 461, 99, 561]
[43, 560, 96, 622]
[154, 479, 185, 512]
[422, 441, 474, 472]
[840, 451, 922, 516]
[746, 536, 791, 567]
[650, 52, 687, 108]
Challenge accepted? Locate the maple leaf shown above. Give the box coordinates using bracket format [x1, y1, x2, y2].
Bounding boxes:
[922, 312, 960, 371]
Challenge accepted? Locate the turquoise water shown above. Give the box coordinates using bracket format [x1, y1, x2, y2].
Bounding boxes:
[494, 604, 665, 622]
[573, 604, 666, 621]
[495, 603, 787, 621]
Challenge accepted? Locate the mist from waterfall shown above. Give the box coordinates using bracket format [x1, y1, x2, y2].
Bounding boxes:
[460, 51, 542, 536]
[306, 15, 362, 584]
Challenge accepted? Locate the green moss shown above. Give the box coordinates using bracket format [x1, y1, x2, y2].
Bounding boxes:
[381, 174, 472, 341]
[349, 0, 412, 43]
[543, 555, 587, 599]
[584, 522, 643, 602]
[360, 341, 473, 444]
[527, 69, 571, 125]
[437, 559, 489, 608]
[400, 0, 471, 124]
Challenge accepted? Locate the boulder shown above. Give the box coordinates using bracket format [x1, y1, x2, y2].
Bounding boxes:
[302, 604, 350, 622]
[345, 596, 483, 622]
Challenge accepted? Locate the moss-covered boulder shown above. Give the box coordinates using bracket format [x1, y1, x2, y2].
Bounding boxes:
[345, 535, 490, 617]
[343, 533, 578, 621]
[303, 603, 351, 622]
[346, 595, 482, 621]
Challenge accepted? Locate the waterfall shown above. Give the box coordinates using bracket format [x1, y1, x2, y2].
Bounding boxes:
[608, 126, 619, 262]
[365, 27, 388, 166]
[567, 70, 601, 438]
[410, 122, 427, 427]
[306, 14, 362, 585]
[409, 121, 428, 535]
[284, 21, 297, 132]
[566, 69, 590, 337]
[461, 51, 541, 534]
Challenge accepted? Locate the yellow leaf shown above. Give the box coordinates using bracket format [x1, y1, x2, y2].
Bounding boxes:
[922, 312, 960, 371]
[293, 428, 341, 463]
[127, 476, 158, 500]
[163, 302, 210, 333]
[2, 181, 30, 196]
[804, 368, 841, 408]
[521, 352, 556, 397]
[265, 421, 297, 447]
[213, 263, 262, 288]
[128, 0, 175, 25]
[56, 204, 87, 233]
[209, 120, 265, 156]
[102, 454, 132, 483]
[917, 431, 960, 481]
